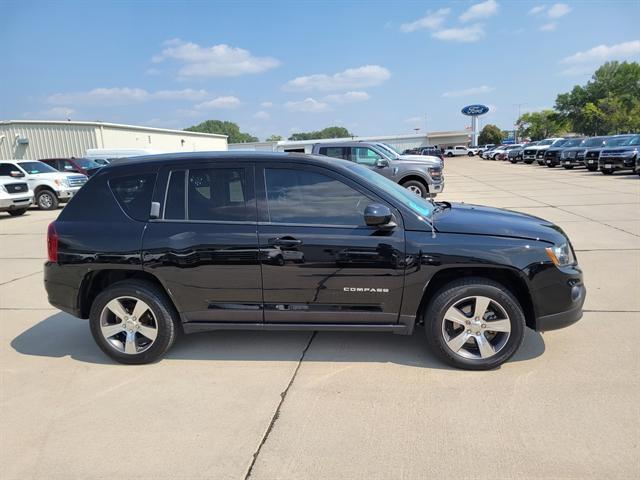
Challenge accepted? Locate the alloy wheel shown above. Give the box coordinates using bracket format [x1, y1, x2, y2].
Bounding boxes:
[441, 296, 511, 360]
[406, 185, 423, 196]
[38, 192, 53, 209]
[99, 296, 158, 354]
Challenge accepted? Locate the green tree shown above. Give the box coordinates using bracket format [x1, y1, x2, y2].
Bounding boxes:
[288, 126, 352, 141]
[265, 134, 283, 142]
[185, 120, 258, 143]
[478, 124, 503, 145]
[516, 110, 568, 140]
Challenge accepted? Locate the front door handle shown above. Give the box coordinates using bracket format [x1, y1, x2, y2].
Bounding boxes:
[272, 237, 303, 247]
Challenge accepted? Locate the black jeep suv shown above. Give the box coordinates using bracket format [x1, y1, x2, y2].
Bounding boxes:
[44, 152, 585, 370]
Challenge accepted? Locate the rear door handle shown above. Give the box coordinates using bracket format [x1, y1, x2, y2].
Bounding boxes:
[272, 237, 303, 247]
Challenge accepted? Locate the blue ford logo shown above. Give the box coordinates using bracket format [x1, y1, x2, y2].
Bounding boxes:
[461, 104, 489, 116]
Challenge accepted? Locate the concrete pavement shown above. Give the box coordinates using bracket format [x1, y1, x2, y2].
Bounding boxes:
[1, 157, 638, 479]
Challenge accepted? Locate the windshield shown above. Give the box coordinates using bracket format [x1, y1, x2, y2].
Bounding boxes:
[538, 139, 554, 146]
[607, 136, 633, 146]
[563, 138, 584, 147]
[343, 162, 434, 222]
[380, 143, 402, 156]
[18, 161, 57, 174]
[620, 135, 640, 146]
[75, 158, 102, 169]
[583, 137, 605, 147]
[553, 139, 568, 147]
[375, 143, 400, 159]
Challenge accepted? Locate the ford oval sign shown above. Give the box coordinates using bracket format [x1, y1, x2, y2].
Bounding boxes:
[461, 104, 489, 116]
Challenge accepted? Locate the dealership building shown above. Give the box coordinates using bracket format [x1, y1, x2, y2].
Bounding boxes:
[0, 120, 228, 160]
[229, 131, 471, 153]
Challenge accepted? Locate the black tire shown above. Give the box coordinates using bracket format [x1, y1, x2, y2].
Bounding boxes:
[446, 152, 453, 157]
[89, 280, 179, 364]
[563, 165, 574, 170]
[401, 180, 428, 198]
[546, 163, 555, 168]
[601, 169, 613, 175]
[8, 208, 28, 216]
[586, 166, 598, 171]
[524, 160, 533, 164]
[509, 159, 517, 164]
[468, 152, 474, 157]
[36, 189, 59, 210]
[424, 277, 525, 370]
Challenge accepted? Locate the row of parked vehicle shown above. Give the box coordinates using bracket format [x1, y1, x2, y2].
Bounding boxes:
[479, 134, 640, 175]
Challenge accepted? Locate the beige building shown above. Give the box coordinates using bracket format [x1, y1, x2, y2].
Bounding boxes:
[0, 120, 227, 160]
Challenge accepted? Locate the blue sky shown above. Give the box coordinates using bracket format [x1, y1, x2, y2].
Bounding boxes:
[2, 0, 639, 140]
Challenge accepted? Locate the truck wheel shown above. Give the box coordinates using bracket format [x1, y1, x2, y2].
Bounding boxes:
[563, 165, 574, 170]
[424, 277, 525, 370]
[401, 180, 428, 198]
[89, 280, 179, 365]
[524, 160, 533, 164]
[601, 169, 613, 175]
[546, 163, 556, 168]
[8, 208, 28, 216]
[446, 152, 453, 157]
[36, 190, 59, 210]
[468, 152, 474, 156]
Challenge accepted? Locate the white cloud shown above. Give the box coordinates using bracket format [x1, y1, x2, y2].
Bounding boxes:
[547, 3, 571, 18]
[540, 22, 557, 31]
[559, 65, 597, 77]
[48, 87, 150, 106]
[442, 85, 494, 97]
[195, 96, 241, 109]
[433, 24, 485, 42]
[528, 5, 546, 15]
[400, 8, 450, 33]
[283, 65, 390, 92]
[153, 39, 280, 78]
[260, 101, 273, 108]
[253, 111, 271, 120]
[153, 89, 209, 101]
[284, 98, 329, 113]
[145, 68, 161, 75]
[323, 91, 370, 104]
[404, 116, 422, 125]
[459, 0, 498, 23]
[26, 106, 76, 119]
[561, 40, 640, 64]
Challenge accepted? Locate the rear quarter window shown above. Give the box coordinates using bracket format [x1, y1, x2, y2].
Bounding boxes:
[109, 173, 157, 221]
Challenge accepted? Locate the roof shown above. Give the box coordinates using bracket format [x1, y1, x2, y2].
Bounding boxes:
[0, 120, 227, 139]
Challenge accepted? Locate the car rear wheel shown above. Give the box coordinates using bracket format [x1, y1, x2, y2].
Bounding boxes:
[89, 280, 179, 364]
[8, 208, 28, 216]
[424, 277, 525, 370]
[447, 152, 453, 157]
[401, 180, 428, 198]
[468, 152, 474, 156]
[36, 190, 58, 210]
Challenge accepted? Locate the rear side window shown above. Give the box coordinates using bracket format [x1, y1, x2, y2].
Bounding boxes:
[187, 167, 249, 222]
[318, 147, 347, 159]
[109, 173, 156, 221]
[164, 170, 186, 220]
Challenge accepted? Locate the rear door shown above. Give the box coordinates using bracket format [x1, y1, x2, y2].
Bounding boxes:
[142, 161, 262, 323]
[256, 162, 405, 325]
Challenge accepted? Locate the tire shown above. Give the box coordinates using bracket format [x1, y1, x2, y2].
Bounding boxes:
[524, 160, 533, 164]
[586, 166, 598, 172]
[36, 189, 59, 210]
[424, 277, 525, 370]
[546, 163, 555, 168]
[446, 152, 453, 157]
[601, 169, 613, 175]
[89, 280, 179, 364]
[401, 180, 428, 198]
[563, 165, 574, 170]
[8, 208, 28, 216]
[468, 152, 474, 157]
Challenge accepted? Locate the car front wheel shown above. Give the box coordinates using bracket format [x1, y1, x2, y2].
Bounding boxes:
[36, 190, 58, 210]
[89, 280, 179, 364]
[424, 277, 525, 370]
[401, 180, 428, 198]
[8, 208, 28, 216]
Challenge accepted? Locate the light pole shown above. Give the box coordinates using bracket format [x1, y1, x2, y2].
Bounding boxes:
[514, 103, 527, 143]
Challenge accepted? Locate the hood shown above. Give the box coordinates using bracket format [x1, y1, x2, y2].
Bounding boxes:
[397, 155, 442, 166]
[432, 202, 566, 244]
[27, 171, 73, 181]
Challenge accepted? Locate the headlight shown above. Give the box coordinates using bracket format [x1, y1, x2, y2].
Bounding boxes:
[54, 178, 70, 188]
[427, 167, 442, 179]
[546, 242, 576, 267]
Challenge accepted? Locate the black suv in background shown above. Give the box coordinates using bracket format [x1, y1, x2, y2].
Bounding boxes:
[44, 152, 585, 370]
[561, 137, 605, 169]
[584, 135, 634, 171]
[598, 134, 640, 174]
[544, 138, 584, 168]
[312, 141, 444, 198]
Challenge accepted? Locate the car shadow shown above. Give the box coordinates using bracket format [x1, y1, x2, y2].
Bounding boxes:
[11, 311, 546, 370]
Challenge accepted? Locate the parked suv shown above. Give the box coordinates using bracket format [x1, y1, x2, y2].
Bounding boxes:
[598, 134, 640, 174]
[312, 142, 444, 198]
[544, 138, 584, 168]
[0, 160, 87, 210]
[560, 137, 604, 169]
[40, 157, 103, 177]
[0, 165, 33, 216]
[584, 135, 634, 171]
[44, 152, 585, 370]
[522, 138, 564, 164]
[444, 146, 473, 157]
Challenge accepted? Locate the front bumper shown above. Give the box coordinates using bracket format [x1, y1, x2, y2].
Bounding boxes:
[536, 287, 585, 331]
[0, 194, 33, 210]
[599, 157, 637, 171]
[56, 187, 81, 202]
[532, 263, 585, 332]
[429, 180, 444, 196]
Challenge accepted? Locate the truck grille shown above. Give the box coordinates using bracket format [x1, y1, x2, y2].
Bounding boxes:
[523, 149, 536, 156]
[4, 182, 29, 194]
[585, 151, 600, 159]
[67, 175, 87, 187]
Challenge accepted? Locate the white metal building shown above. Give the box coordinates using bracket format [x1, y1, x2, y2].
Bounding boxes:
[0, 120, 227, 160]
[229, 131, 471, 153]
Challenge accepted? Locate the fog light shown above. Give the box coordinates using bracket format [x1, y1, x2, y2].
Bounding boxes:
[571, 285, 582, 302]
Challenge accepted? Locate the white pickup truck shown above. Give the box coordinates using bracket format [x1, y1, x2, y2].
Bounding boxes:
[444, 145, 474, 157]
[0, 160, 87, 210]
[0, 170, 33, 216]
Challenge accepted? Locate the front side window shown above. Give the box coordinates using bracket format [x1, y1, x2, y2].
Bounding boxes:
[61, 160, 78, 172]
[265, 168, 371, 226]
[351, 147, 382, 166]
[17, 161, 57, 174]
[0, 163, 17, 176]
[187, 168, 248, 222]
[109, 173, 157, 221]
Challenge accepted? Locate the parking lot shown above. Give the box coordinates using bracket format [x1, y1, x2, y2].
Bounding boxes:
[1, 156, 638, 479]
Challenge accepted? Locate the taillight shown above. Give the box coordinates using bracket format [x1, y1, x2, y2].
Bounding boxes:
[47, 222, 58, 263]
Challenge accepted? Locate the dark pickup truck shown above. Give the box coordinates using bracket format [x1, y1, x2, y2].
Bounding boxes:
[44, 152, 585, 370]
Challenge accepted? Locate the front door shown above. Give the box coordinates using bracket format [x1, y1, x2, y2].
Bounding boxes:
[142, 162, 262, 323]
[256, 163, 405, 325]
[349, 146, 393, 180]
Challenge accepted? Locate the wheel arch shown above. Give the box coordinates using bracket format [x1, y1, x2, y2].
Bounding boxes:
[78, 269, 179, 319]
[416, 267, 536, 330]
[34, 184, 56, 194]
[399, 173, 430, 189]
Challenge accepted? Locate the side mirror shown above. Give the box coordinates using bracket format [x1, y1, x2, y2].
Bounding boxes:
[10, 170, 25, 178]
[375, 158, 389, 168]
[364, 203, 396, 229]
